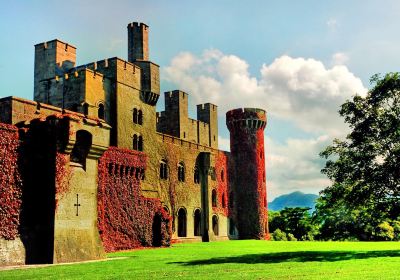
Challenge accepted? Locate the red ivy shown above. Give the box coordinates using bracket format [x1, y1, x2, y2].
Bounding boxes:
[0, 123, 22, 240]
[97, 147, 172, 252]
[55, 153, 72, 209]
[213, 152, 230, 217]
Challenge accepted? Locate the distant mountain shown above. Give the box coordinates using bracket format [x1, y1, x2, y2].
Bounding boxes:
[268, 191, 318, 211]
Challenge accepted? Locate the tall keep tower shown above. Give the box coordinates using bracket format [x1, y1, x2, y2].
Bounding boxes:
[226, 108, 268, 239]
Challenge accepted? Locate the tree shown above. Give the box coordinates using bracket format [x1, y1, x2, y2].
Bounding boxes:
[269, 207, 316, 240]
[318, 73, 400, 239]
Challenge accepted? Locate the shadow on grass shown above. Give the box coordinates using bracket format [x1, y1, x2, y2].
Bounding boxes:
[170, 250, 400, 266]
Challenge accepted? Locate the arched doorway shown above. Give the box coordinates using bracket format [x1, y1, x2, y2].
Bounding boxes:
[194, 209, 201, 236]
[212, 215, 219, 236]
[177, 208, 187, 237]
[152, 213, 162, 247]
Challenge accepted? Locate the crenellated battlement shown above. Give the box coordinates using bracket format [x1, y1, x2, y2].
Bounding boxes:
[34, 39, 77, 52]
[226, 108, 267, 131]
[127, 22, 149, 30]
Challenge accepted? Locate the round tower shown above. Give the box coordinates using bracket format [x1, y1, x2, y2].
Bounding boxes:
[226, 108, 268, 239]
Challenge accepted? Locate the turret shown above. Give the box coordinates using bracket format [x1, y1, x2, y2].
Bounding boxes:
[226, 108, 268, 239]
[127, 22, 149, 61]
[197, 103, 218, 149]
[34, 40, 76, 104]
[127, 22, 160, 106]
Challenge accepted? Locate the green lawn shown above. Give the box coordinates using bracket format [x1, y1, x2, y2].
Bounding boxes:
[1, 240, 400, 279]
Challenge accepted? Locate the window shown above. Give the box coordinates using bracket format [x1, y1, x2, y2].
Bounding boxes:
[178, 162, 185, 182]
[135, 168, 145, 180]
[160, 159, 168, 179]
[194, 165, 200, 184]
[98, 103, 105, 119]
[133, 108, 143, 125]
[133, 134, 138, 150]
[138, 110, 143, 125]
[133, 134, 143, 151]
[133, 108, 138, 123]
[221, 169, 224, 182]
[138, 136, 143, 151]
[212, 189, 217, 207]
[222, 193, 226, 208]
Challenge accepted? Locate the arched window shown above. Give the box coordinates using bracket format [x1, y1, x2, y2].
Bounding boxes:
[212, 189, 217, 207]
[194, 165, 200, 184]
[138, 110, 143, 125]
[133, 134, 138, 150]
[132, 134, 143, 152]
[221, 169, 225, 182]
[212, 215, 219, 236]
[160, 159, 168, 179]
[177, 208, 187, 237]
[138, 136, 143, 151]
[133, 108, 138, 124]
[222, 193, 226, 208]
[98, 103, 105, 119]
[178, 162, 185, 182]
[70, 130, 92, 170]
[193, 209, 201, 236]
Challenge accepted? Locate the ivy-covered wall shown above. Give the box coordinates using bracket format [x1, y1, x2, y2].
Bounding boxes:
[0, 123, 22, 240]
[97, 147, 171, 252]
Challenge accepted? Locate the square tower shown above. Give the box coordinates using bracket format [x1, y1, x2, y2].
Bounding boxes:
[34, 40, 76, 103]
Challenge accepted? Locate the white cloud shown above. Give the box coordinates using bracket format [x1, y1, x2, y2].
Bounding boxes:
[163, 50, 367, 138]
[331, 52, 349, 66]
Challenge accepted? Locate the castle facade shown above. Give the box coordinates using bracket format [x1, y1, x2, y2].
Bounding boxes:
[0, 22, 268, 265]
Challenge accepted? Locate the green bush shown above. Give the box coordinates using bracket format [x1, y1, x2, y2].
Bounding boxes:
[272, 229, 287, 241]
[287, 233, 297, 241]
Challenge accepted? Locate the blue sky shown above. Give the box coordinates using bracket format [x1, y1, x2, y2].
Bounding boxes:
[1, 0, 400, 199]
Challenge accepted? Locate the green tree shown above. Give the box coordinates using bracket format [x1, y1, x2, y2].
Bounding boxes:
[269, 207, 316, 240]
[318, 73, 400, 240]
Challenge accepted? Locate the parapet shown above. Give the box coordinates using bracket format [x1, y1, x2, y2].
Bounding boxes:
[127, 22, 149, 30]
[34, 39, 77, 52]
[226, 108, 267, 131]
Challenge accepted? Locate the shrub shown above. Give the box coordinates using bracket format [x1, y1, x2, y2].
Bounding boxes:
[272, 229, 287, 241]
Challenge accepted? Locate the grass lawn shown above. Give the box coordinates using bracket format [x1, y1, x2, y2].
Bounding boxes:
[1, 240, 400, 279]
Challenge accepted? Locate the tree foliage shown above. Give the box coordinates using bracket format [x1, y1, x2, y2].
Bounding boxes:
[316, 73, 400, 240]
[269, 207, 316, 240]
[320, 73, 400, 211]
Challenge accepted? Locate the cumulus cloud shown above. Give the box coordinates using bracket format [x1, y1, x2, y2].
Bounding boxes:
[163, 50, 366, 137]
[162, 50, 367, 199]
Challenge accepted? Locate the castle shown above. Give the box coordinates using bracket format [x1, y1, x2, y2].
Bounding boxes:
[0, 22, 268, 266]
